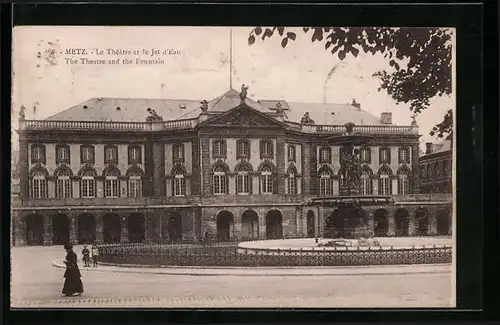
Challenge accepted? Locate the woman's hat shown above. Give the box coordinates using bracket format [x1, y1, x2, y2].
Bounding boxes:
[64, 243, 73, 250]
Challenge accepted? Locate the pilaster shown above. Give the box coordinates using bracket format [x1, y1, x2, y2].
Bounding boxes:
[13, 211, 26, 246]
[429, 210, 438, 235]
[372, 176, 379, 195]
[68, 214, 78, 244]
[120, 215, 129, 243]
[387, 214, 396, 236]
[42, 214, 53, 245]
[143, 141, 154, 197]
[152, 142, 166, 197]
[411, 144, 420, 194]
[276, 136, 286, 194]
[19, 140, 29, 199]
[295, 206, 303, 237]
[315, 206, 320, 236]
[367, 212, 375, 236]
[95, 214, 104, 244]
[408, 212, 416, 236]
[200, 137, 211, 196]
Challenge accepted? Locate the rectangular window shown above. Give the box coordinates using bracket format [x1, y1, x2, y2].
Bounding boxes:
[31, 145, 46, 163]
[260, 140, 274, 159]
[360, 147, 371, 164]
[105, 146, 118, 163]
[379, 175, 390, 195]
[288, 145, 296, 162]
[173, 144, 184, 161]
[81, 146, 94, 163]
[81, 178, 95, 198]
[398, 175, 409, 194]
[174, 175, 186, 196]
[128, 146, 141, 164]
[320, 148, 331, 164]
[128, 177, 142, 198]
[56, 146, 70, 163]
[105, 177, 119, 198]
[237, 173, 250, 195]
[361, 175, 372, 195]
[32, 178, 47, 199]
[213, 174, 226, 195]
[380, 148, 390, 164]
[237, 140, 250, 158]
[261, 173, 273, 194]
[287, 174, 297, 194]
[212, 140, 226, 158]
[56, 177, 72, 198]
[320, 177, 332, 196]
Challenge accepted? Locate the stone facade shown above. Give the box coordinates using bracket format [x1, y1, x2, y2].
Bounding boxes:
[13, 98, 453, 246]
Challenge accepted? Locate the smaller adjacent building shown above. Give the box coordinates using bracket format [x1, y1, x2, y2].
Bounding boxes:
[419, 140, 453, 194]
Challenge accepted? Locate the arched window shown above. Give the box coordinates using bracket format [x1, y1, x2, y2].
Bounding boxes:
[319, 169, 333, 196]
[32, 170, 48, 199]
[81, 170, 96, 198]
[104, 168, 120, 198]
[398, 170, 410, 194]
[236, 163, 252, 195]
[260, 166, 274, 194]
[56, 169, 72, 199]
[128, 173, 142, 198]
[360, 169, 373, 195]
[213, 166, 227, 195]
[378, 170, 391, 195]
[173, 169, 186, 196]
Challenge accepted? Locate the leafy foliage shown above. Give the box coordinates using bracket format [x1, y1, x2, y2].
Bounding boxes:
[248, 27, 453, 139]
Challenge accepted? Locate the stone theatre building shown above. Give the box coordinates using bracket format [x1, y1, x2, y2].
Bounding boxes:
[12, 87, 453, 246]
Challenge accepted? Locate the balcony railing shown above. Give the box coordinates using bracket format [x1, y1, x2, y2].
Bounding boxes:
[20, 119, 418, 135]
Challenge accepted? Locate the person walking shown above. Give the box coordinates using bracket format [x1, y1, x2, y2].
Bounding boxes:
[62, 243, 84, 297]
[91, 244, 99, 267]
[81, 244, 90, 267]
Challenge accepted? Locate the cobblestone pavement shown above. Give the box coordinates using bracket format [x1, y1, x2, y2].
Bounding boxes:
[11, 246, 454, 308]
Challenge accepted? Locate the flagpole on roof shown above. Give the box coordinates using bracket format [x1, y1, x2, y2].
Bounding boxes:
[229, 27, 233, 90]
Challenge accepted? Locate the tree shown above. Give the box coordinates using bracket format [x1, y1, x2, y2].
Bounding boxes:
[248, 27, 453, 140]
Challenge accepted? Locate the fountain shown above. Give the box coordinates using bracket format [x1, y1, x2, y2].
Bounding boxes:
[308, 122, 394, 240]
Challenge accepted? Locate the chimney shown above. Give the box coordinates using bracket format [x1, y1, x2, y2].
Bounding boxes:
[380, 112, 392, 124]
[425, 142, 434, 154]
[83, 105, 88, 110]
[116, 106, 121, 111]
[351, 98, 361, 110]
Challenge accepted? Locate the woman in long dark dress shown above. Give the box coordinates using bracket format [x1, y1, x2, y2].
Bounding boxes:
[62, 243, 84, 297]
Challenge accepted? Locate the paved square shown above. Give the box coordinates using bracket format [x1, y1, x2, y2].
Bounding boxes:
[11, 246, 454, 308]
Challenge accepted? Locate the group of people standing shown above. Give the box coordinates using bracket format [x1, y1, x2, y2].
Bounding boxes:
[61, 243, 100, 297]
[81, 244, 100, 267]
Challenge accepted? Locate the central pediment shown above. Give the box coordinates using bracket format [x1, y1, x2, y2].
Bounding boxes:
[199, 103, 285, 128]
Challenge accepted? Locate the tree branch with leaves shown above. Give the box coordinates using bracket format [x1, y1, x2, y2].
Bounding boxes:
[248, 27, 453, 140]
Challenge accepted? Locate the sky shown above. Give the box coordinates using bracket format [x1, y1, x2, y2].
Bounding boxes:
[12, 26, 454, 150]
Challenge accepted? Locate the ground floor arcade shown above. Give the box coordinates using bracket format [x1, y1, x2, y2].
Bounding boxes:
[12, 204, 453, 246]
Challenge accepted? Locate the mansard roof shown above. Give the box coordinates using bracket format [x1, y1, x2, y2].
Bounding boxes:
[45, 88, 384, 126]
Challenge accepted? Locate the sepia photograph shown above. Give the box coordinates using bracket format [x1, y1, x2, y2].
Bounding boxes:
[11, 26, 455, 308]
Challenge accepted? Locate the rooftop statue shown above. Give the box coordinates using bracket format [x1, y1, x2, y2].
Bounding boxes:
[239, 84, 249, 102]
[146, 107, 163, 122]
[411, 114, 418, 126]
[275, 102, 284, 115]
[300, 112, 315, 124]
[200, 100, 209, 112]
[19, 105, 26, 120]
